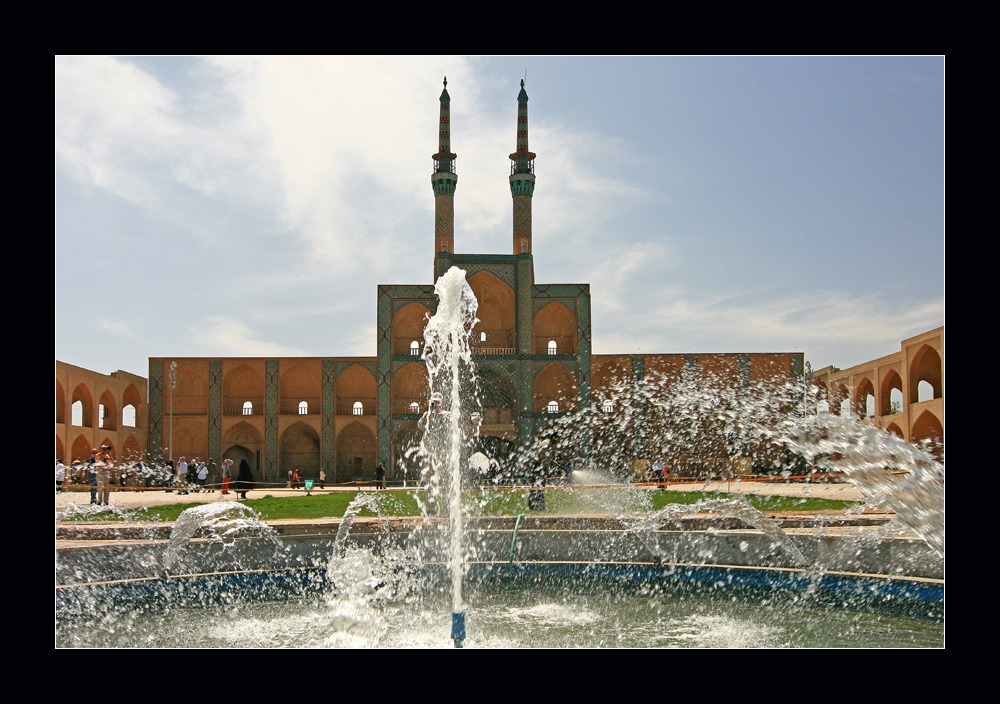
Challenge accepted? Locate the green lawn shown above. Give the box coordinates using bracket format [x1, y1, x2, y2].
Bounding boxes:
[63, 487, 857, 523]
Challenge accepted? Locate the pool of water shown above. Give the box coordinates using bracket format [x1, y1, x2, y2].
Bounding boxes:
[55, 564, 943, 648]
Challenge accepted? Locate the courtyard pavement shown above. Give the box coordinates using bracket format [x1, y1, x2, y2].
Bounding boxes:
[55, 477, 864, 514]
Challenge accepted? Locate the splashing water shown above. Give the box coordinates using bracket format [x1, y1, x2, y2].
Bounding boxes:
[163, 502, 278, 571]
[779, 412, 944, 556]
[413, 266, 480, 640]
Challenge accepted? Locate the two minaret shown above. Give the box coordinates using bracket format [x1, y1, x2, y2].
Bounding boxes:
[432, 77, 534, 270]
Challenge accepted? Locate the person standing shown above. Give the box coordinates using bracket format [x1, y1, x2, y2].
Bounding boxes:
[177, 457, 188, 495]
[56, 459, 66, 493]
[87, 449, 99, 504]
[291, 467, 302, 489]
[235, 459, 254, 500]
[95, 444, 113, 506]
[197, 462, 209, 492]
[318, 468, 326, 489]
[206, 458, 218, 492]
[221, 458, 233, 495]
[375, 462, 386, 490]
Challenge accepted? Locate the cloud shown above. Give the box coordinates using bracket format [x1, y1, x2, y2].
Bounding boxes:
[189, 316, 312, 358]
[99, 320, 139, 340]
[593, 287, 943, 368]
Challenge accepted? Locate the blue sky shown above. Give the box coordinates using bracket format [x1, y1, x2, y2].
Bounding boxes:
[56, 56, 944, 379]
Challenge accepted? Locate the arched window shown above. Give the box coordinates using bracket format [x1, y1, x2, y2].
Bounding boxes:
[602, 400, 614, 413]
[71, 400, 83, 426]
[480, 331, 487, 342]
[410, 341, 420, 355]
[547, 400, 559, 413]
[547, 340, 557, 356]
[409, 402, 420, 413]
[298, 401, 308, 415]
[98, 404, 107, 429]
[122, 405, 137, 427]
[243, 401, 253, 416]
[353, 401, 364, 416]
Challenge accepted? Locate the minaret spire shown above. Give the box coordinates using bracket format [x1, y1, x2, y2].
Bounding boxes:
[509, 79, 536, 255]
[432, 77, 457, 277]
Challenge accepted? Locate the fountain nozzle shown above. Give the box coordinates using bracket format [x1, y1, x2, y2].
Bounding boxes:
[452, 611, 466, 648]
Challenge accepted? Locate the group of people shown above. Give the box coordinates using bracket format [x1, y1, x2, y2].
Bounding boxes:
[174, 456, 255, 498]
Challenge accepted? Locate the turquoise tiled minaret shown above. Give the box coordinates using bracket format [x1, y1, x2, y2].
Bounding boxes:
[433, 77, 458, 279]
[509, 79, 536, 256]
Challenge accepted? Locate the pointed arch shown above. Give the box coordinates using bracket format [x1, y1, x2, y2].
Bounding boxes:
[910, 410, 943, 459]
[467, 270, 516, 350]
[99, 389, 118, 431]
[337, 421, 377, 479]
[337, 362, 377, 416]
[223, 364, 263, 415]
[909, 344, 942, 403]
[391, 361, 429, 414]
[71, 384, 94, 428]
[533, 301, 576, 356]
[56, 381, 66, 424]
[280, 421, 321, 477]
[280, 362, 321, 415]
[855, 377, 875, 419]
[534, 362, 578, 413]
[881, 370, 903, 415]
[71, 434, 92, 463]
[392, 302, 433, 356]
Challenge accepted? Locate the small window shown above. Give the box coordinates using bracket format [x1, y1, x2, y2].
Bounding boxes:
[353, 401, 364, 416]
[98, 404, 107, 428]
[547, 340, 557, 355]
[410, 340, 420, 355]
[547, 401, 559, 413]
[409, 402, 420, 413]
[298, 401, 308, 415]
[602, 400, 613, 413]
[243, 401, 253, 416]
[122, 405, 137, 427]
[71, 400, 84, 426]
[521, 240, 528, 253]
[441, 240, 449, 253]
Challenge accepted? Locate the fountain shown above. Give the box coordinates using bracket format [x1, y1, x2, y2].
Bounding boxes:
[55, 267, 943, 647]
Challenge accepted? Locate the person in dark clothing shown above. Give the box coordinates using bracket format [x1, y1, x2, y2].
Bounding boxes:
[235, 460, 254, 499]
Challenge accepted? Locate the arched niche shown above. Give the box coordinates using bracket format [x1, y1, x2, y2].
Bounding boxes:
[337, 421, 377, 479]
[72, 384, 94, 428]
[280, 362, 321, 415]
[880, 370, 903, 415]
[173, 363, 208, 415]
[909, 345, 942, 403]
[392, 302, 433, 356]
[99, 389, 118, 431]
[533, 362, 578, 413]
[337, 363, 377, 416]
[855, 377, 875, 418]
[910, 410, 943, 460]
[223, 364, 263, 415]
[391, 362, 429, 414]
[467, 271, 516, 350]
[280, 421, 321, 477]
[533, 301, 576, 356]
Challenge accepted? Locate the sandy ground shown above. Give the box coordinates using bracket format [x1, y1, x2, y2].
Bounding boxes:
[55, 478, 863, 513]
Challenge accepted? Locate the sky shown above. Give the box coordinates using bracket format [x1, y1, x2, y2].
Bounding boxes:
[56, 56, 944, 380]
